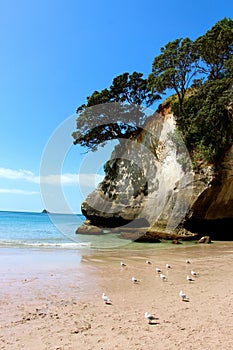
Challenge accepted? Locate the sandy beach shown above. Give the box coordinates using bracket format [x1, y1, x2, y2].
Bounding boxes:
[0, 242, 233, 350]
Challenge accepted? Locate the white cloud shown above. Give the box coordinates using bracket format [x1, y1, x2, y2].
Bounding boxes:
[0, 167, 104, 187]
[0, 188, 38, 195]
[0, 168, 36, 182]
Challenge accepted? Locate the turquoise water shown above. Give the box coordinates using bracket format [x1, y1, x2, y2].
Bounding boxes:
[0, 211, 138, 250]
[0, 211, 199, 251]
[0, 211, 86, 248]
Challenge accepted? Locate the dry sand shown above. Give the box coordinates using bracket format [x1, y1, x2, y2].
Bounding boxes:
[0, 242, 233, 350]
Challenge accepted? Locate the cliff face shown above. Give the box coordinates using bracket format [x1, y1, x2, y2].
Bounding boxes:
[182, 146, 233, 238]
[80, 110, 233, 240]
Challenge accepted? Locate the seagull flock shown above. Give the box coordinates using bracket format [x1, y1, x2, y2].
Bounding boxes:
[102, 258, 200, 324]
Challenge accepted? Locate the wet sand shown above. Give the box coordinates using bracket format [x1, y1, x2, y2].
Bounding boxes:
[0, 242, 233, 349]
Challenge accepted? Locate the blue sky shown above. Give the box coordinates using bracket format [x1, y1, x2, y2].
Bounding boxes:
[0, 0, 232, 213]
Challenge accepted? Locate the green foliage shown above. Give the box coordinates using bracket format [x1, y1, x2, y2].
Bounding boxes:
[73, 103, 145, 151]
[173, 76, 233, 166]
[148, 38, 198, 112]
[73, 17, 233, 169]
[194, 17, 233, 80]
[73, 72, 160, 151]
[169, 18, 233, 167]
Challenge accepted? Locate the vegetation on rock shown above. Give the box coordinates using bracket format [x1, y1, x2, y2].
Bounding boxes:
[173, 17, 233, 167]
[73, 18, 233, 167]
[148, 37, 197, 112]
[72, 72, 160, 151]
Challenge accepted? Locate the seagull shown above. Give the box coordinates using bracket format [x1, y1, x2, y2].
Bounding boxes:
[166, 264, 171, 269]
[102, 293, 112, 304]
[179, 290, 189, 301]
[146, 260, 152, 265]
[121, 261, 127, 267]
[132, 276, 140, 283]
[185, 259, 191, 264]
[191, 270, 198, 276]
[144, 312, 157, 324]
[186, 275, 195, 282]
[160, 274, 167, 281]
[156, 267, 162, 273]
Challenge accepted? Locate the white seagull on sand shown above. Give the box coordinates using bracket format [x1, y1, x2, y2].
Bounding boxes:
[120, 261, 127, 267]
[144, 312, 157, 324]
[156, 267, 162, 273]
[185, 259, 191, 264]
[179, 290, 189, 301]
[186, 275, 195, 282]
[191, 270, 198, 276]
[166, 263, 171, 269]
[102, 293, 112, 304]
[160, 273, 167, 281]
[132, 276, 140, 283]
[146, 260, 152, 265]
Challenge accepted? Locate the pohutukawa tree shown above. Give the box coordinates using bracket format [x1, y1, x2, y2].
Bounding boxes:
[72, 18, 233, 167]
[148, 38, 198, 113]
[72, 72, 161, 151]
[194, 17, 233, 80]
[172, 18, 233, 165]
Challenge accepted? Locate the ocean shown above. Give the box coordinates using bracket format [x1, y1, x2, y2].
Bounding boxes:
[0, 211, 85, 248]
[0, 211, 201, 252]
[0, 211, 139, 250]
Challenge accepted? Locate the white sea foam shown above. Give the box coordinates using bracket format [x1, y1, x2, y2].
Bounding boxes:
[0, 239, 91, 249]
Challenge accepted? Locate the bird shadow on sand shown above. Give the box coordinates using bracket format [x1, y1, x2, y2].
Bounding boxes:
[148, 320, 160, 325]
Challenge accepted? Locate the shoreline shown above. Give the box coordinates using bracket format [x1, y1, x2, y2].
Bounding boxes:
[0, 242, 233, 349]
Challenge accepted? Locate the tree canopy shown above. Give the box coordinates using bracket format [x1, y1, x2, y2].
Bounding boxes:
[73, 72, 160, 151]
[173, 76, 233, 165]
[73, 17, 233, 166]
[148, 38, 197, 112]
[194, 17, 233, 80]
[171, 18, 233, 166]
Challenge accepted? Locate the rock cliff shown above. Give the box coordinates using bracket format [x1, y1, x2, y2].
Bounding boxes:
[77, 108, 233, 241]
